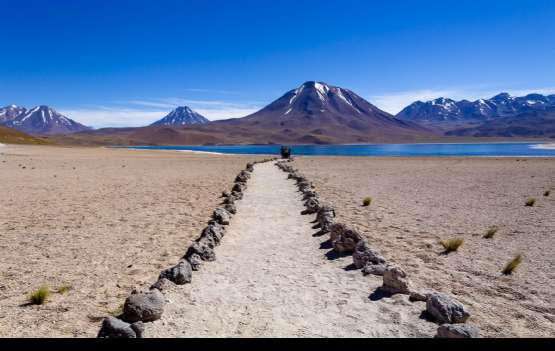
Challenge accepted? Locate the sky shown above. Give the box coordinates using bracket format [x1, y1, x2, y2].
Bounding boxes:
[1, 0, 555, 128]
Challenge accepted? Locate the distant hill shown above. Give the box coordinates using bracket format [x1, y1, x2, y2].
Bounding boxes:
[0, 105, 91, 135]
[52, 81, 436, 146]
[150, 106, 209, 126]
[446, 110, 555, 138]
[396, 93, 555, 134]
[0, 126, 50, 144]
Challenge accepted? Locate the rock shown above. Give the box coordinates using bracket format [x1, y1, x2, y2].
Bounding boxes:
[330, 223, 347, 242]
[130, 322, 145, 338]
[212, 208, 231, 225]
[303, 198, 320, 215]
[187, 253, 202, 271]
[224, 203, 237, 215]
[246, 163, 254, 172]
[436, 324, 480, 338]
[332, 226, 363, 253]
[303, 191, 318, 201]
[232, 182, 245, 194]
[317, 205, 336, 233]
[362, 263, 388, 276]
[426, 292, 470, 324]
[122, 290, 165, 323]
[223, 194, 237, 205]
[221, 191, 230, 198]
[150, 277, 173, 292]
[382, 265, 412, 295]
[185, 240, 216, 262]
[235, 171, 250, 184]
[97, 316, 139, 338]
[409, 290, 433, 302]
[353, 240, 386, 269]
[231, 191, 243, 200]
[202, 223, 226, 244]
[159, 260, 192, 285]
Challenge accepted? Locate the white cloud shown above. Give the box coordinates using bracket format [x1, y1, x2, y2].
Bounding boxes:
[59, 107, 166, 128]
[370, 86, 555, 114]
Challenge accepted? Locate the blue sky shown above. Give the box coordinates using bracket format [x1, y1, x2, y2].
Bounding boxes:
[1, 0, 554, 127]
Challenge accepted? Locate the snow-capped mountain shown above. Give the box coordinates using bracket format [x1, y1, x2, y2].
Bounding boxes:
[396, 93, 555, 124]
[225, 81, 427, 142]
[2, 105, 91, 135]
[0, 105, 27, 123]
[150, 106, 209, 126]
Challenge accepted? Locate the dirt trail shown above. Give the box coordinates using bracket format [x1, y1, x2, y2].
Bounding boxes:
[146, 162, 435, 337]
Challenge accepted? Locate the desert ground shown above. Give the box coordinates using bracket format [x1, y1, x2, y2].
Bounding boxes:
[293, 157, 555, 337]
[0, 145, 263, 337]
[1, 144, 554, 338]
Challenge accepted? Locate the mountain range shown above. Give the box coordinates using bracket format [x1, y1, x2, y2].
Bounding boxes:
[3, 83, 555, 144]
[0, 105, 91, 135]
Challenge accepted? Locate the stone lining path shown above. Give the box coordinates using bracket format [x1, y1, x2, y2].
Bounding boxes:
[146, 162, 434, 337]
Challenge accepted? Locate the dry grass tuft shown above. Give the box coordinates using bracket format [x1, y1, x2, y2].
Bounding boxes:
[440, 238, 464, 253]
[27, 286, 50, 305]
[484, 226, 499, 239]
[502, 255, 523, 275]
[525, 198, 536, 207]
[362, 197, 372, 207]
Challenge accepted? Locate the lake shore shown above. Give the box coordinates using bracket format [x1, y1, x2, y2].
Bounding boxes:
[0, 145, 264, 337]
[294, 156, 555, 337]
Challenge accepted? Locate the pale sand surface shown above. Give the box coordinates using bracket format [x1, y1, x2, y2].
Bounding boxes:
[0, 145, 263, 337]
[147, 162, 437, 337]
[294, 157, 555, 337]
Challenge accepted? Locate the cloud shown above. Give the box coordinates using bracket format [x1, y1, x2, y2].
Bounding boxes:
[59, 107, 166, 128]
[370, 86, 555, 114]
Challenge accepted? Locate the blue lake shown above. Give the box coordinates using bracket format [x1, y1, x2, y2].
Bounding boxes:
[129, 143, 555, 157]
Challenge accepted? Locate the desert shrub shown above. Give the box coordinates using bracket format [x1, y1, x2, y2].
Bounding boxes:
[362, 197, 372, 207]
[525, 198, 536, 207]
[544, 190, 551, 197]
[502, 255, 523, 275]
[440, 238, 464, 253]
[484, 226, 499, 239]
[28, 286, 50, 305]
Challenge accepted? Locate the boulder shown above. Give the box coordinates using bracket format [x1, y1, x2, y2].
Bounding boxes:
[362, 263, 388, 276]
[426, 292, 470, 324]
[97, 316, 142, 338]
[187, 253, 203, 271]
[223, 195, 237, 205]
[185, 240, 216, 262]
[159, 260, 192, 285]
[235, 171, 250, 184]
[212, 208, 231, 225]
[150, 277, 173, 292]
[246, 163, 254, 172]
[303, 198, 320, 215]
[224, 203, 237, 215]
[221, 191, 230, 198]
[353, 240, 386, 269]
[330, 223, 348, 242]
[122, 290, 165, 323]
[317, 206, 336, 233]
[202, 224, 225, 245]
[231, 191, 243, 200]
[436, 324, 480, 338]
[382, 265, 412, 295]
[332, 226, 363, 253]
[232, 183, 245, 194]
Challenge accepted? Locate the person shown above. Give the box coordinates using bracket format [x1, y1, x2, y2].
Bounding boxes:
[280, 145, 291, 159]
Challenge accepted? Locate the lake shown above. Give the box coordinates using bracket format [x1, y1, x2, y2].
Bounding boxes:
[129, 143, 555, 157]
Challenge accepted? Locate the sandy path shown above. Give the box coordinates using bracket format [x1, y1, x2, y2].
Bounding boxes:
[146, 162, 435, 338]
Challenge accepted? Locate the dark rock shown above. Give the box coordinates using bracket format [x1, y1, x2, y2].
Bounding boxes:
[235, 170, 250, 184]
[382, 265, 412, 295]
[246, 163, 254, 172]
[187, 253, 202, 271]
[426, 292, 470, 324]
[97, 316, 138, 338]
[317, 206, 336, 233]
[330, 223, 347, 242]
[362, 263, 388, 276]
[122, 290, 165, 323]
[185, 240, 216, 262]
[232, 182, 246, 194]
[159, 260, 192, 285]
[201, 223, 226, 245]
[130, 322, 144, 338]
[231, 191, 243, 200]
[212, 208, 231, 225]
[332, 226, 362, 253]
[224, 203, 237, 215]
[150, 277, 173, 292]
[353, 240, 386, 269]
[303, 198, 320, 215]
[409, 290, 433, 302]
[221, 191, 230, 198]
[223, 195, 237, 205]
[436, 324, 480, 338]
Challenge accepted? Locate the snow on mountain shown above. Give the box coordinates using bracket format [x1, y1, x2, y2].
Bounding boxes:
[0, 105, 27, 123]
[150, 106, 209, 126]
[3, 105, 91, 135]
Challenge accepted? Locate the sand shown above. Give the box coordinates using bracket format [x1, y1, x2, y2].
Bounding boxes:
[0, 145, 263, 337]
[293, 157, 555, 337]
[146, 162, 437, 337]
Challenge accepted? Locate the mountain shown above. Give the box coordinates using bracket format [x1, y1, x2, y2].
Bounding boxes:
[396, 93, 555, 131]
[52, 81, 436, 146]
[446, 110, 555, 138]
[2, 105, 91, 135]
[213, 81, 431, 143]
[150, 106, 209, 126]
[0, 105, 27, 123]
[0, 126, 50, 145]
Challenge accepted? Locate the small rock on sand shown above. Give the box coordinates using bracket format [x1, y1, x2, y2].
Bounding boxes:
[436, 324, 480, 338]
[426, 292, 470, 324]
[122, 290, 165, 323]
